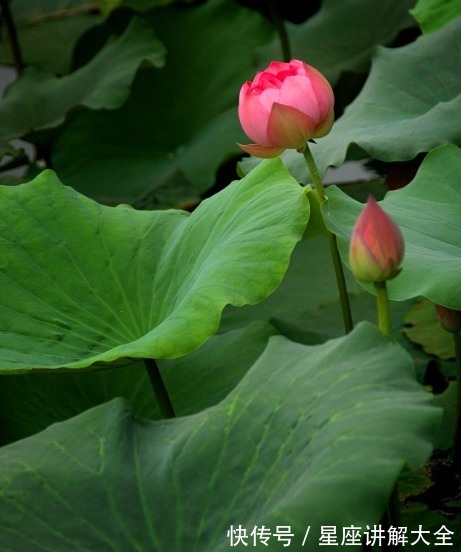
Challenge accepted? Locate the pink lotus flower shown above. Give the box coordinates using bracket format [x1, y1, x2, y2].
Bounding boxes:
[237, 59, 334, 158]
[435, 304, 461, 333]
[349, 196, 405, 283]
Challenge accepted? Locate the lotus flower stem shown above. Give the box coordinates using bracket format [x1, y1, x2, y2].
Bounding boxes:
[302, 144, 353, 333]
[453, 332, 461, 471]
[302, 145, 327, 203]
[374, 281, 391, 335]
[144, 358, 176, 419]
[373, 280, 401, 535]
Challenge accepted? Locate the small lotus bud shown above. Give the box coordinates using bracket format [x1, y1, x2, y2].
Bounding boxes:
[349, 196, 404, 283]
[435, 304, 461, 333]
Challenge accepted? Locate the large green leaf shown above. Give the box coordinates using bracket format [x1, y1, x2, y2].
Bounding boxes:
[0, 158, 308, 371]
[0, 321, 278, 444]
[259, 0, 416, 85]
[411, 0, 461, 33]
[0, 323, 440, 551]
[0, 16, 165, 145]
[308, 16, 461, 174]
[324, 144, 461, 309]
[50, 0, 274, 205]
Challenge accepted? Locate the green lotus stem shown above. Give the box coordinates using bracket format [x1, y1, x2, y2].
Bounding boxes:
[0, 0, 23, 75]
[374, 281, 391, 335]
[374, 279, 401, 540]
[453, 332, 461, 472]
[144, 358, 176, 419]
[302, 144, 353, 334]
[302, 145, 327, 203]
[265, 0, 291, 62]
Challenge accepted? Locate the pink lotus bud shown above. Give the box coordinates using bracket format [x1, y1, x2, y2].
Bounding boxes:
[237, 59, 334, 158]
[349, 196, 405, 283]
[435, 304, 461, 333]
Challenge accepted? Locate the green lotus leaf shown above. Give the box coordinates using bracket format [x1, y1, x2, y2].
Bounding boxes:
[0, 16, 165, 143]
[0, 321, 278, 444]
[50, 0, 273, 206]
[0, 323, 440, 551]
[0, 158, 308, 371]
[308, 16, 461, 175]
[411, 0, 461, 33]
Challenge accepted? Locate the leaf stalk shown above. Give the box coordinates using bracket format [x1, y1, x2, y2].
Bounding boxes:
[144, 358, 175, 419]
[265, 0, 291, 62]
[0, 0, 23, 75]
